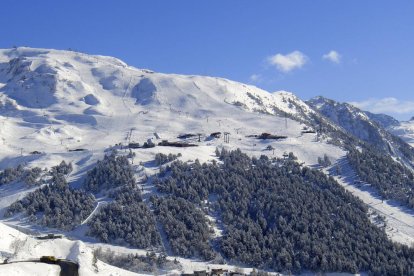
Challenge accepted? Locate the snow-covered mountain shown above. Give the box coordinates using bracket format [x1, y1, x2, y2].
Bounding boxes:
[2, 47, 414, 275]
[364, 111, 400, 129]
[0, 47, 347, 168]
[0, 47, 313, 118]
[387, 118, 414, 147]
[364, 111, 414, 148]
[307, 96, 414, 165]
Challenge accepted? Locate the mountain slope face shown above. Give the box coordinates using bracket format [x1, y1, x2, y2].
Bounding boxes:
[1, 47, 409, 169]
[360, 110, 414, 148]
[0, 47, 313, 119]
[308, 96, 414, 165]
[387, 118, 414, 148]
[364, 112, 414, 148]
[0, 47, 350, 169]
[364, 111, 400, 129]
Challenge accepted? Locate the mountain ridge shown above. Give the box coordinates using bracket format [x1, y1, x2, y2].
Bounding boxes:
[307, 96, 414, 167]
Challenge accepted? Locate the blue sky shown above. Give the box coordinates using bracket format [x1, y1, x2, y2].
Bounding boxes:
[1, 0, 414, 120]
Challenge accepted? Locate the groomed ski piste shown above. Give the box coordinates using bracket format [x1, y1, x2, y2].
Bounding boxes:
[0, 47, 413, 275]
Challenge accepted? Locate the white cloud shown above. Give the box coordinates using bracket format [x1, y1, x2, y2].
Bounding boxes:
[267, 51, 308, 72]
[249, 74, 261, 82]
[350, 97, 414, 115]
[323, 50, 341, 64]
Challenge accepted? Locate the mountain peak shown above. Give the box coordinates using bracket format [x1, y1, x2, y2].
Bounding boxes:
[0, 47, 322, 126]
[0, 47, 129, 68]
[307, 96, 337, 108]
